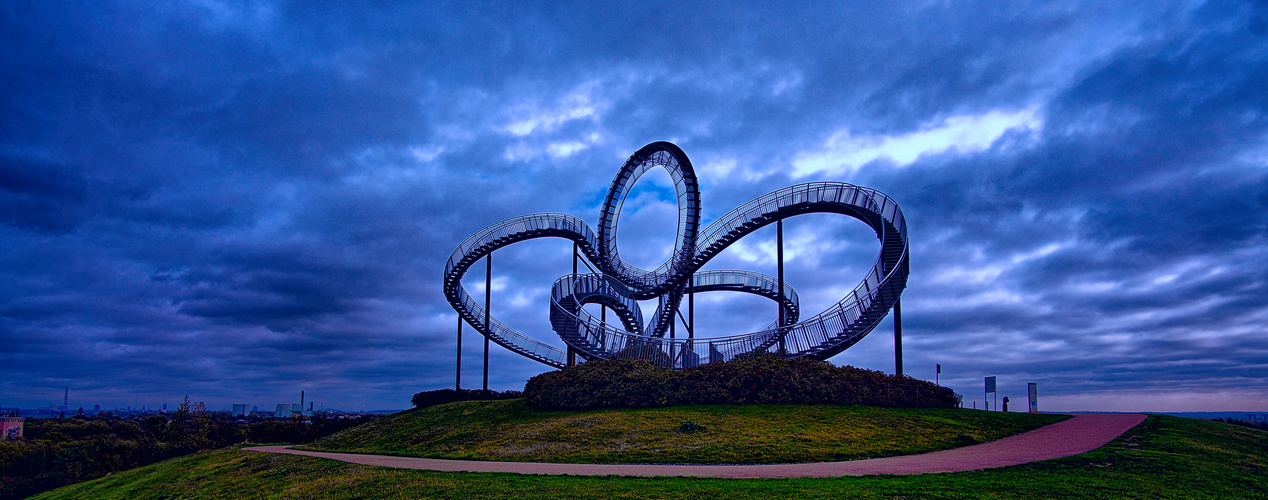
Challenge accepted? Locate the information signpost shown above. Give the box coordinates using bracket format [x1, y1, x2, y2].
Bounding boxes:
[985, 376, 997, 411]
[1028, 383, 1038, 413]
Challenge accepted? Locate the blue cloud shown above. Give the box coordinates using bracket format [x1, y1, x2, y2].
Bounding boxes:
[0, 0, 1265, 412]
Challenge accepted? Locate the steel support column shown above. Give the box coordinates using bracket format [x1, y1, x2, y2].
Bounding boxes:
[484, 253, 491, 391]
[777, 219, 785, 355]
[456, 315, 462, 390]
[568, 242, 578, 368]
[669, 309, 676, 367]
[894, 298, 903, 376]
[670, 302, 675, 339]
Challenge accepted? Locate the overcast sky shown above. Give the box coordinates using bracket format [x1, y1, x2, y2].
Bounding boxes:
[2, 1, 1266, 412]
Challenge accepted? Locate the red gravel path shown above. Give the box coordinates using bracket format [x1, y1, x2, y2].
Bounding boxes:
[246, 413, 1145, 478]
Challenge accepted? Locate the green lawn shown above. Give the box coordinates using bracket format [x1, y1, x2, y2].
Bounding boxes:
[30, 415, 1268, 499]
[299, 399, 1065, 464]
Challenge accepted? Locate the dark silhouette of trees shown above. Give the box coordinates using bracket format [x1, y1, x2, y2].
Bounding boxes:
[410, 388, 524, 409]
[0, 399, 377, 500]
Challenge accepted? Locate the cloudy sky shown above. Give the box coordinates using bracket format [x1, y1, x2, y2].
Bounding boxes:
[2, 1, 1266, 412]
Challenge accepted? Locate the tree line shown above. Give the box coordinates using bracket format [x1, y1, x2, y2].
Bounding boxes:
[0, 397, 376, 500]
[1210, 417, 1268, 431]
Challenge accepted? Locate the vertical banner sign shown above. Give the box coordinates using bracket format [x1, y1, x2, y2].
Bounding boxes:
[1028, 383, 1038, 413]
[985, 376, 997, 411]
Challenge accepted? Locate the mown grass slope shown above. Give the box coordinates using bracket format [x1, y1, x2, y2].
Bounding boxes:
[32, 415, 1268, 499]
[300, 399, 1064, 464]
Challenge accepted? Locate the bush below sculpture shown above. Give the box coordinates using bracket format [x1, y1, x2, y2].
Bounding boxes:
[410, 388, 523, 409]
[523, 354, 959, 410]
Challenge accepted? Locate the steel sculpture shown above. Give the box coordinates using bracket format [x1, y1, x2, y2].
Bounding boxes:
[443, 141, 909, 369]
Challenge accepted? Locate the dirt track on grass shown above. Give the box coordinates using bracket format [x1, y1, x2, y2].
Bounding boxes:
[246, 412, 1146, 478]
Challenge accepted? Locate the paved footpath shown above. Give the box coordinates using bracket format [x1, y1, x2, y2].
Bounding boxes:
[246, 413, 1145, 479]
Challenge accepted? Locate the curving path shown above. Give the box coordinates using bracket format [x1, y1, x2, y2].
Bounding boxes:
[245, 413, 1145, 479]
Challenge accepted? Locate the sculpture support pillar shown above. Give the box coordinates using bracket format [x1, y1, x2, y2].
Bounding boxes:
[777, 219, 785, 355]
[484, 253, 491, 391]
[894, 298, 903, 376]
[568, 243, 577, 368]
[456, 315, 462, 390]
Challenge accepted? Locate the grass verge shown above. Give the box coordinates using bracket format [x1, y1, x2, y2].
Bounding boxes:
[298, 400, 1064, 464]
[30, 415, 1268, 499]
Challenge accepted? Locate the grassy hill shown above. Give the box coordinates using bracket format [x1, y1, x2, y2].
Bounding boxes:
[298, 400, 1066, 464]
[29, 409, 1268, 499]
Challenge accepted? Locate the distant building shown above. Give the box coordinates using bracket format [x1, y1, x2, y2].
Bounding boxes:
[2, 411, 23, 439]
[232, 404, 250, 416]
[274, 404, 301, 418]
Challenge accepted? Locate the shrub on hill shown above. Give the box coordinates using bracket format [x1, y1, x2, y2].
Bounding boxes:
[524, 354, 959, 410]
[410, 388, 524, 409]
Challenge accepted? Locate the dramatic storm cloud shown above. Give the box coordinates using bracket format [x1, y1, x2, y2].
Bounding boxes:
[2, 1, 1265, 412]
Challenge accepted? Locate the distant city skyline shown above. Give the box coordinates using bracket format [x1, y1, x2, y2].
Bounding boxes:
[4, 393, 360, 414]
[2, 2, 1266, 412]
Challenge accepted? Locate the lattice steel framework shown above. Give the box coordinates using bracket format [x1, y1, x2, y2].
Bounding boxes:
[443, 142, 909, 369]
